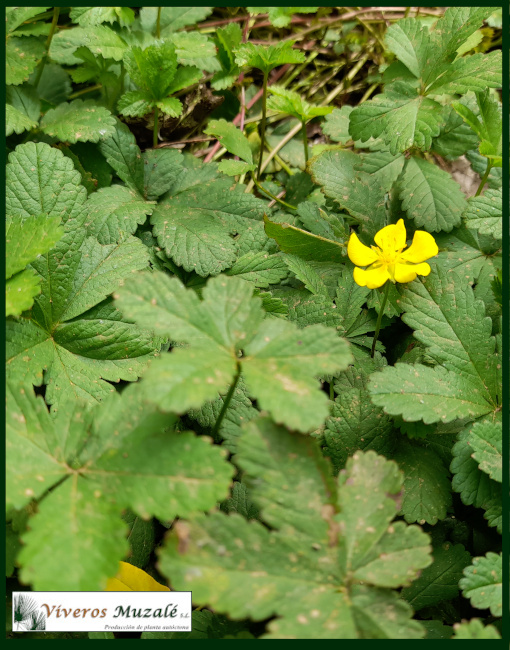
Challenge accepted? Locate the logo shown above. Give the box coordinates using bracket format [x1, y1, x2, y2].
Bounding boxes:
[12, 591, 192, 633]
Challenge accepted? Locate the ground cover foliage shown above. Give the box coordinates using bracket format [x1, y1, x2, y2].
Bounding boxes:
[6, 6, 503, 640]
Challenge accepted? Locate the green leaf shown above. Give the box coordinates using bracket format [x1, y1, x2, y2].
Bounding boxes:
[392, 440, 452, 525]
[401, 542, 472, 610]
[450, 417, 501, 513]
[218, 159, 256, 176]
[225, 251, 288, 288]
[10, 382, 233, 590]
[117, 90, 153, 117]
[211, 22, 242, 90]
[123, 510, 155, 569]
[432, 105, 479, 160]
[139, 6, 213, 35]
[6, 7, 51, 33]
[324, 379, 394, 473]
[453, 619, 501, 639]
[6, 85, 40, 136]
[151, 178, 266, 277]
[40, 99, 116, 144]
[6, 269, 42, 317]
[6, 37, 44, 86]
[98, 120, 145, 195]
[125, 42, 177, 101]
[6, 383, 68, 510]
[399, 267, 498, 403]
[309, 150, 388, 239]
[235, 40, 305, 75]
[204, 119, 253, 164]
[156, 96, 183, 117]
[463, 187, 501, 240]
[142, 148, 184, 201]
[284, 254, 329, 297]
[248, 7, 318, 28]
[466, 418, 502, 482]
[369, 363, 494, 425]
[400, 157, 467, 232]
[116, 272, 351, 432]
[6, 215, 63, 279]
[169, 31, 218, 72]
[159, 435, 430, 639]
[267, 85, 332, 122]
[460, 552, 502, 616]
[349, 82, 442, 155]
[50, 25, 128, 65]
[78, 185, 153, 245]
[462, 90, 502, 166]
[70, 7, 135, 27]
[6, 142, 88, 223]
[322, 106, 354, 144]
[427, 51, 502, 95]
[221, 482, 259, 520]
[165, 65, 203, 94]
[264, 215, 346, 263]
[242, 320, 351, 431]
[18, 475, 128, 591]
[6, 104, 37, 137]
[385, 18, 434, 79]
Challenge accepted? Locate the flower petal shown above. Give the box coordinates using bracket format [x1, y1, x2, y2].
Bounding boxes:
[400, 230, 438, 263]
[374, 219, 406, 252]
[353, 265, 390, 289]
[394, 262, 431, 283]
[348, 232, 378, 266]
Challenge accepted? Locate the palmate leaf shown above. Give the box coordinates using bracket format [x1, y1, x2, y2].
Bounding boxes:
[385, 18, 434, 79]
[462, 187, 502, 242]
[322, 106, 354, 144]
[159, 422, 431, 639]
[40, 100, 116, 144]
[460, 552, 502, 616]
[348, 82, 442, 155]
[399, 157, 467, 233]
[168, 32, 219, 72]
[431, 105, 479, 160]
[10, 384, 233, 591]
[235, 40, 305, 75]
[467, 418, 502, 482]
[5, 143, 159, 411]
[115, 272, 351, 432]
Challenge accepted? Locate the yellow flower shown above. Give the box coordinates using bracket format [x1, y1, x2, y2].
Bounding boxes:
[347, 219, 438, 289]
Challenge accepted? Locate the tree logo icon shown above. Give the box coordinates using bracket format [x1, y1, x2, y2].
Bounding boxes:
[13, 594, 46, 631]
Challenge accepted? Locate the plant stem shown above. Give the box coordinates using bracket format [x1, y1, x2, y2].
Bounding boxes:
[257, 71, 269, 181]
[371, 281, 390, 358]
[475, 162, 493, 196]
[153, 106, 159, 148]
[156, 7, 162, 39]
[68, 83, 102, 99]
[251, 174, 297, 210]
[34, 6, 60, 88]
[212, 363, 241, 437]
[301, 120, 309, 165]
